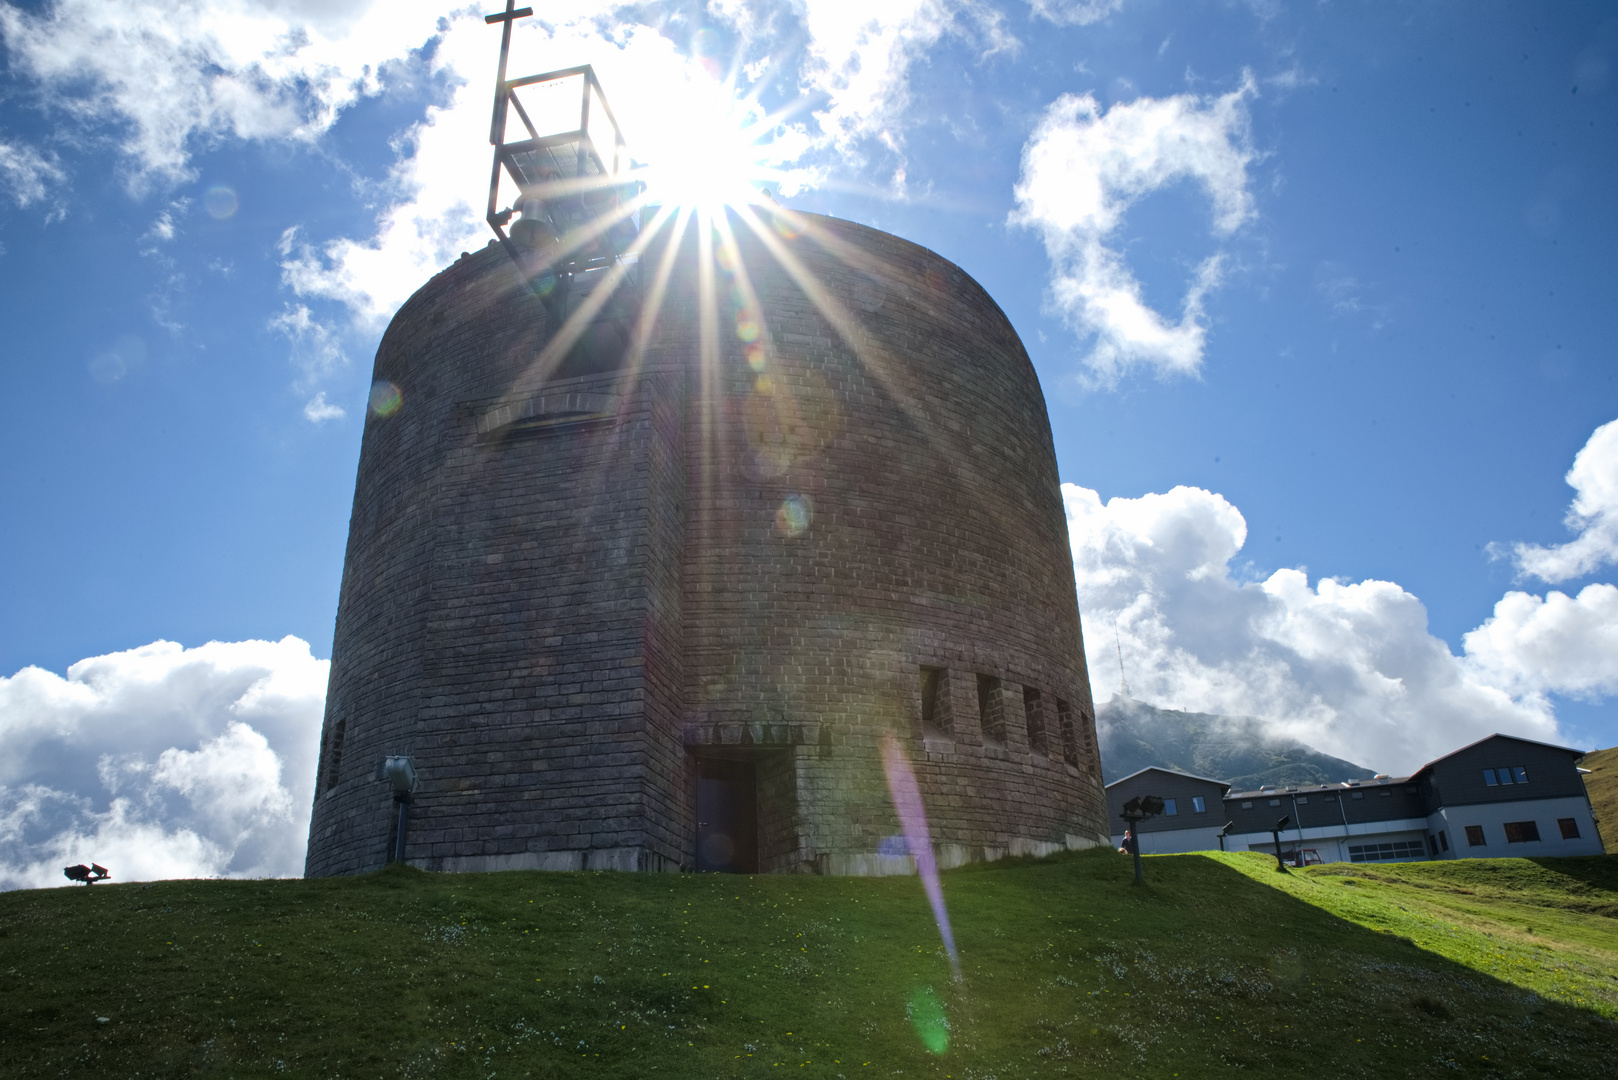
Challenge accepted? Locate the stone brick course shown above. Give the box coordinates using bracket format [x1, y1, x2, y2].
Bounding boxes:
[304, 211, 1107, 878]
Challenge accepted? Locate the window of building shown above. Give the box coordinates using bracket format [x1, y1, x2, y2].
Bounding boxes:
[1558, 817, 1581, 840]
[1465, 825, 1486, 847]
[919, 666, 949, 737]
[1351, 791, 1364, 800]
[1192, 796, 1206, 813]
[1439, 830, 1449, 852]
[1055, 699, 1080, 768]
[1268, 798, 1281, 807]
[1503, 820, 1541, 843]
[1513, 766, 1529, 784]
[1427, 835, 1439, 856]
[1022, 686, 1048, 755]
[1163, 798, 1178, 816]
[1379, 790, 1392, 797]
[1348, 839, 1427, 862]
[1298, 796, 1309, 804]
[1483, 769, 1497, 786]
[323, 718, 346, 793]
[977, 675, 1005, 745]
[1241, 800, 1252, 809]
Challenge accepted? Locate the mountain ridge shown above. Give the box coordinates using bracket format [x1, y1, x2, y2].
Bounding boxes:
[1096, 695, 1377, 790]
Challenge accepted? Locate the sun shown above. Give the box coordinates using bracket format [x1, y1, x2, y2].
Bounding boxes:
[630, 76, 809, 213]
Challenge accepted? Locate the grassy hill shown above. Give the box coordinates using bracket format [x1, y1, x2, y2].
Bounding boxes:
[1097, 695, 1376, 788]
[1581, 746, 1618, 854]
[2, 850, 1616, 1078]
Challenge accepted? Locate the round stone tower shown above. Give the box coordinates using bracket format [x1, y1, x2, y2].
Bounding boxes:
[304, 210, 1107, 877]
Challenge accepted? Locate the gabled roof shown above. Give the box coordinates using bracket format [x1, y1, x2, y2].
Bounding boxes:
[1408, 732, 1587, 781]
[1104, 765, 1231, 792]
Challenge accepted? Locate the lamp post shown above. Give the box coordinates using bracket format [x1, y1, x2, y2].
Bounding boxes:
[383, 756, 418, 865]
[1119, 794, 1165, 884]
[1271, 815, 1291, 872]
[1216, 820, 1233, 852]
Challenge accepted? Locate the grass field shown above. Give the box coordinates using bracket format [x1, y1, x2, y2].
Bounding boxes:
[1581, 746, 1618, 855]
[3, 849, 1616, 1079]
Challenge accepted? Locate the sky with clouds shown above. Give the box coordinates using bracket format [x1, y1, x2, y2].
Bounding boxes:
[2, 0, 1616, 884]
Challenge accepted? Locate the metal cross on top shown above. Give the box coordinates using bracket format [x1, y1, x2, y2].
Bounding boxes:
[485, 0, 534, 145]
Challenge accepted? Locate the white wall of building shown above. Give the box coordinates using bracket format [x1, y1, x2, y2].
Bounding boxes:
[1426, 796, 1604, 859]
[1109, 826, 1230, 855]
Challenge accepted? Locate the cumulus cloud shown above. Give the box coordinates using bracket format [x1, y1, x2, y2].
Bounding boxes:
[1064, 482, 1592, 774]
[302, 392, 345, 423]
[1012, 74, 1257, 385]
[0, 637, 326, 890]
[1505, 417, 1618, 583]
[0, 0, 452, 192]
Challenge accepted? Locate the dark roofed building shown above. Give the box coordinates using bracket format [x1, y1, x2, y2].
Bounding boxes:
[1105, 767, 1230, 854]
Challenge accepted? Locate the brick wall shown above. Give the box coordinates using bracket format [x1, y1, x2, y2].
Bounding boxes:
[304, 210, 1108, 878]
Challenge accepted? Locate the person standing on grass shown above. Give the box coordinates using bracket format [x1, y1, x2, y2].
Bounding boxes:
[1118, 829, 1138, 856]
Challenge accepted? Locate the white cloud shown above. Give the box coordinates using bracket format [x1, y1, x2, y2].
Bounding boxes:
[1029, 0, 1126, 27]
[796, 0, 1017, 161]
[1506, 417, 1618, 583]
[0, 0, 451, 192]
[0, 637, 326, 889]
[269, 301, 348, 389]
[0, 138, 66, 207]
[1012, 75, 1257, 385]
[1462, 585, 1618, 703]
[1065, 483, 1580, 773]
[302, 392, 345, 423]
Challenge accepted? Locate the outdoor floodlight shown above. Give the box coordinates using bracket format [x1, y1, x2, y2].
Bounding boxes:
[1270, 815, 1293, 872]
[381, 755, 418, 865]
[383, 756, 417, 794]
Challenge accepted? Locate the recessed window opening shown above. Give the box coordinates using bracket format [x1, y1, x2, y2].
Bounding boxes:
[1054, 699, 1080, 766]
[1464, 825, 1486, 847]
[919, 665, 949, 737]
[977, 675, 1004, 745]
[1351, 791, 1364, 800]
[1558, 817, 1581, 840]
[1268, 798, 1281, 807]
[1022, 687, 1048, 755]
[1192, 796, 1206, 813]
[1503, 820, 1541, 843]
[1439, 830, 1449, 851]
[1298, 796, 1309, 804]
[323, 719, 346, 793]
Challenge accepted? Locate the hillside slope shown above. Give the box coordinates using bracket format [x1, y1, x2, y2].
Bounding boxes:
[2, 851, 1615, 1078]
[1096, 695, 1375, 788]
[1580, 745, 1618, 853]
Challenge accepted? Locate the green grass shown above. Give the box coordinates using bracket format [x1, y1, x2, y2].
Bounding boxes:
[3, 850, 1617, 1078]
[1581, 746, 1618, 855]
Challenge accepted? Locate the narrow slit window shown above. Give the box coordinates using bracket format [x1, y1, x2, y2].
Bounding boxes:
[919, 665, 949, 737]
[977, 675, 1004, 745]
[1056, 699, 1079, 767]
[1022, 687, 1047, 755]
[323, 718, 346, 793]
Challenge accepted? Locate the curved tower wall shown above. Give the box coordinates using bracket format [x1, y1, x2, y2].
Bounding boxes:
[304, 212, 1107, 877]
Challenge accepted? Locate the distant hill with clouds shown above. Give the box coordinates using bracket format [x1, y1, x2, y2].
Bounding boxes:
[1096, 696, 1377, 791]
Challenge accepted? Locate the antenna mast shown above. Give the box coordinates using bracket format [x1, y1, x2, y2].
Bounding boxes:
[1114, 623, 1130, 698]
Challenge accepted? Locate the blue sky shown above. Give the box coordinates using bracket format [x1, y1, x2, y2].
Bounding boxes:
[1, 0, 1616, 883]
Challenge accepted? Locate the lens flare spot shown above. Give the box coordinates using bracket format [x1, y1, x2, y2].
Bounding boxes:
[775, 495, 811, 537]
[203, 185, 238, 219]
[754, 374, 774, 395]
[736, 316, 761, 343]
[369, 380, 402, 417]
[745, 345, 766, 372]
[907, 986, 949, 1054]
[771, 211, 801, 240]
[716, 245, 738, 274]
[531, 271, 558, 298]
